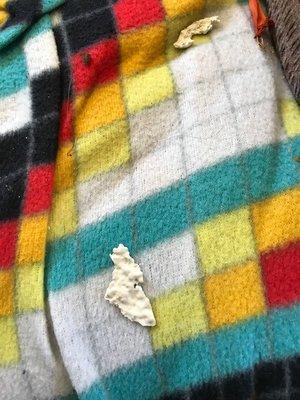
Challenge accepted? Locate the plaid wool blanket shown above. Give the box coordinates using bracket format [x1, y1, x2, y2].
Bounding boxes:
[0, 0, 299, 399]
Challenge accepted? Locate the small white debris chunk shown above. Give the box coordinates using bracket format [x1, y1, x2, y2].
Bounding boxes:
[104, 244, 156, 327]
[174, 16, 220, 49]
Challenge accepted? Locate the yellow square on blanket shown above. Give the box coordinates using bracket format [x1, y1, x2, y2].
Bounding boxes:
[0, 270, 14, 317]
[0, 317, 19, 366]
[16, 264, 43, 312]
[75, 81, 126, 136]
[120, 22, 167, 77]
[17, 215, 48, 266]
[151, 281, 207, 349]
[195, 207, 256, 275]
[281, 99, 300, 137]
[162, 0, 204, 19]
[252, 188, 300, 253]
[54, 141, 75, 192]
[76, 119, 130, 181]
[48, 189, 77, 240]
[124, 64, 174, 114]
[204, 261, 266, 329]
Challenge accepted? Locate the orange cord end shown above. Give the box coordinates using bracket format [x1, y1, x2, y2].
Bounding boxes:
[248, 0, 273, 38]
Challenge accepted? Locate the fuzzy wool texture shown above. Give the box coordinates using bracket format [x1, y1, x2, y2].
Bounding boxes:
[0, 0, 300, 399]
[266, 0, 300, 103]
[0, 2, 73, 399]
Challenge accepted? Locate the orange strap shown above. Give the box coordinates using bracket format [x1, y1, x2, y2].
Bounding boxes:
[248, 0, 273, 38]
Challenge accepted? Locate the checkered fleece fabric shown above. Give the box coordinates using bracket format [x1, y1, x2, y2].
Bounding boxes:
[0, 0, 299, 399]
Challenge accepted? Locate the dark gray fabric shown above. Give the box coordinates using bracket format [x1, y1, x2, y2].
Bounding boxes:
[266, 0, 300, 103]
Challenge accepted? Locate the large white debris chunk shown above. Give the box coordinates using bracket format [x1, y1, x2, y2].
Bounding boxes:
[174, 16, 220, 49]
[104, 244, 156, 327]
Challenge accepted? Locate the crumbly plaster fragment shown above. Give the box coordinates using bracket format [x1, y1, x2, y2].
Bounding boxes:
[174, 16, 220, 49]
[104, 244, 156, 327]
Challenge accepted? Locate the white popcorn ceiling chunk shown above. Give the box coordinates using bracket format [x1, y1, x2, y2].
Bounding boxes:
[174, 16, 220, 49]
[104, 244, 156, 327]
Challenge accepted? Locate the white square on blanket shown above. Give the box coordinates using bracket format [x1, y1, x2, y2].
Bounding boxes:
[25, 30, 59, 78]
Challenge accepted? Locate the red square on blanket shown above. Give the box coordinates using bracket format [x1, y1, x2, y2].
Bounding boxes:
[261, 241, 300, 308]
[72, 38, 119, 93]
[58, 101, 73, 143]
[114, 0, 165, 33]
[0, 221, 18, 269]
[23, 164, 54, 214]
